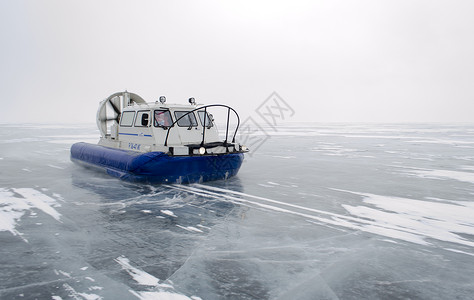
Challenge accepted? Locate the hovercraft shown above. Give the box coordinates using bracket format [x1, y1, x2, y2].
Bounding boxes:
[70, 91, 248, 183]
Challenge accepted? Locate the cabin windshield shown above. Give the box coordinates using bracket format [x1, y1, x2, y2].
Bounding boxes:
[197, 111, 213, 127]
[174, 111, 198, 127]
[154, 110, 173, 127]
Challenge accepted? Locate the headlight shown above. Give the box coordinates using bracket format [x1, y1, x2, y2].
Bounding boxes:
[199, 147, 206, 155]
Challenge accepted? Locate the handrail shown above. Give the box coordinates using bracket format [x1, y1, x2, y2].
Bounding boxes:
[164, 104, 241, 147]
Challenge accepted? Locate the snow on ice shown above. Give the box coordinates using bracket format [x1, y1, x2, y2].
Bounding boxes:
[1, 123, 474, 299]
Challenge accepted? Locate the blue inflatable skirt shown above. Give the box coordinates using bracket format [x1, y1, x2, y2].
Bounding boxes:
[70, 142, 244, 184]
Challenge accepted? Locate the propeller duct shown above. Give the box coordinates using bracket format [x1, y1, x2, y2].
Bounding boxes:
[96, 91, 147, 137]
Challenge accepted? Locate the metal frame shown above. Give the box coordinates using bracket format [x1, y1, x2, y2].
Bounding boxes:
[164, 104, 240, 147]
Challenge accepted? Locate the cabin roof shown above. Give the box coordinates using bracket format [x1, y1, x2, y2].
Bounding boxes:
[123, 102, 204, 111]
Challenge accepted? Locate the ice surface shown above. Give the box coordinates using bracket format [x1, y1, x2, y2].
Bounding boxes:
[0, 187, 62, 241]
[408, 167, 474, 184]
[1, 123, 474, 299]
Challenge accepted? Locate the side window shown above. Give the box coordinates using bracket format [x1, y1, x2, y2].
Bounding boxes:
[120, 111, 135, 127]
[198, 111, 213, 127]
[174, 111, 198, 127]
[154, 110, 173, 127]
[134, 111, 150, 127]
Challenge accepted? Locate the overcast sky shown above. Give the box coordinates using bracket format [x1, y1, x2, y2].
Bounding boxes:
[1, 0, 473, 124]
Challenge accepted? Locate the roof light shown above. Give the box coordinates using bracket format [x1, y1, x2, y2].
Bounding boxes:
[189, 97, 196, 105]
[159, 96, 166, 104]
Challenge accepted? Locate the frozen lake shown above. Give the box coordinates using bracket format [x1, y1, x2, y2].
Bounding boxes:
[1, 123, 474, 299]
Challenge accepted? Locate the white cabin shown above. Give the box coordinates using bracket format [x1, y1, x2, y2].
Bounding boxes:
[96, 92, 245, 156]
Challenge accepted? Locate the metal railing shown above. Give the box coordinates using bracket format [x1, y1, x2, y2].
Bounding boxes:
[164, 104, 240, 147]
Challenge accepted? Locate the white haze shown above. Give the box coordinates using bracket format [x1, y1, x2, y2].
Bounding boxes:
[1, 0, 474, 124]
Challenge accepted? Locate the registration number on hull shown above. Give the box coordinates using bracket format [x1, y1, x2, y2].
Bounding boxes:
[128, 143, 141, 150]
